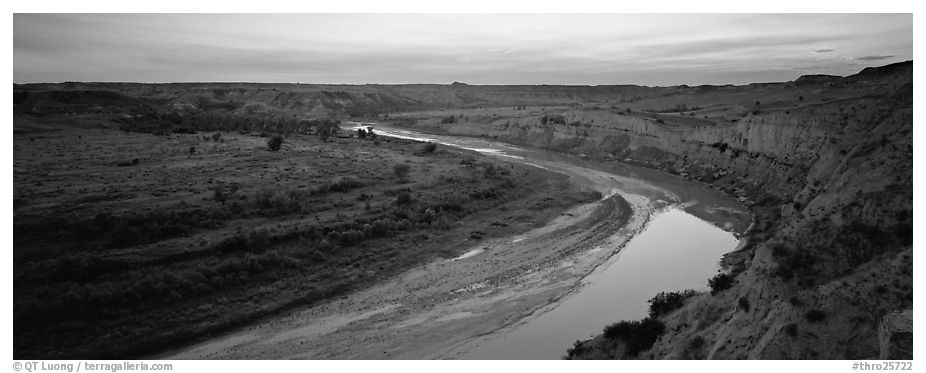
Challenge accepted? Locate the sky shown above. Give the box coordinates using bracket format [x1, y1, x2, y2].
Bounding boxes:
[13, 13, 913, 86]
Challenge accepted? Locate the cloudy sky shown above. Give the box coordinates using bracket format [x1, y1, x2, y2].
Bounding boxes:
[13, 13, 912, 86]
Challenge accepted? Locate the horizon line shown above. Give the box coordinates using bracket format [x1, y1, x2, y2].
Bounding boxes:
[12, 59, 911, 88]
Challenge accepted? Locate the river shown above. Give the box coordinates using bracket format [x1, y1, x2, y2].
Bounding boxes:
[349, 123, 749, 359]
[163, 124, 751, 360]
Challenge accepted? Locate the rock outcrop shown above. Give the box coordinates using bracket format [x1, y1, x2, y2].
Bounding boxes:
[556, 62, 912, 360]
[879, 310, 913, 360]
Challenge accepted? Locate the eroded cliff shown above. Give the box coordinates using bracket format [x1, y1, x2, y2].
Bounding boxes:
[392, 61, 913, 359]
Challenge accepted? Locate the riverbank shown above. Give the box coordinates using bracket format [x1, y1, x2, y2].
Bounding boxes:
[161, 185, 639, 359]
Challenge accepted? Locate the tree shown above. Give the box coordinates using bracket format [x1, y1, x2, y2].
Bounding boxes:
[267, 136, 284, 151]
[357, 128, 367, 139]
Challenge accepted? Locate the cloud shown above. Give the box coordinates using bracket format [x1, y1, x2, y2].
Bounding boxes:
[13, 14, 914, 85]
[858, 55, 894, 61]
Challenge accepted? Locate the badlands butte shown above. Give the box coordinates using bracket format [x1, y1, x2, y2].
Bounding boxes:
[13, 60, 912, 359]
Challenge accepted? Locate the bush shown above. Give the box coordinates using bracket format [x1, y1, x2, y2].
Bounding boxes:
[396, 192, 412, 206]
[687, 335, 705, 352]
[267, 136, 284, 151]
[315, 121, 340, 141]
[440, 115, 457, 124]
[540, 114, 566, 126]
[393, 164, 410, 180]
[482, 163, 498, 179]
[805, 309, 827, 323]
[737, 296, 750, 312]
[771, 246, 817, 284]
[708, 272, 733, 295]
[602, 318, 666, 357]
[648, 290, 695, 318]
[422, 142, 437, 154]
[784, 323, 799, 337]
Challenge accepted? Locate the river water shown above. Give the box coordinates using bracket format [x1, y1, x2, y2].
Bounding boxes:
[346, 123, 749, 359]
[462, 208, 737, 359]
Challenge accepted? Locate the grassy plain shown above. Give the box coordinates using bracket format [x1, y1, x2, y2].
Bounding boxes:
[13, 113, 598, 358]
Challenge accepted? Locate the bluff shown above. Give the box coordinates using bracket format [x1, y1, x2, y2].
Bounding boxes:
[390, 61, 913, 359]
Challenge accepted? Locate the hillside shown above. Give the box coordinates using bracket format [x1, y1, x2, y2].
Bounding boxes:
[385, 61, 914, 359]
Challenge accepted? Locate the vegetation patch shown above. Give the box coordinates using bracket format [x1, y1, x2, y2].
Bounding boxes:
[648, 290, 696, 318]
[601, 318, 666, 358]
[708, 272, 734, 295]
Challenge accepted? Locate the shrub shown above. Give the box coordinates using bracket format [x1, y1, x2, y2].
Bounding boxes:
[393, 164, 411, 181]
[440, 115, 457, 124]
[648, 290, 695, 318]
[565, 340, 587, 359]
[267, 136, 284, 151]
[422, 142, 437, 154]
[708, 272, 733, 295]
[737, 296, 750, 312]
[396, 192, 412, 206]
[784, 323, 799, 337]
[772, 247, 817, 284]
[326, 177, 363, 193]
[602, 318, 666, 357]
[805, 309, 827, 323]
[687, 335, 705, 353]
[211, 185, 228, 204]
[482, 163, 498, 179]
[315, 121, 340, 141]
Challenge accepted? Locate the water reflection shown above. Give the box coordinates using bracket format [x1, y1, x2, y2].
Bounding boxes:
[462, 208, 739, 359]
